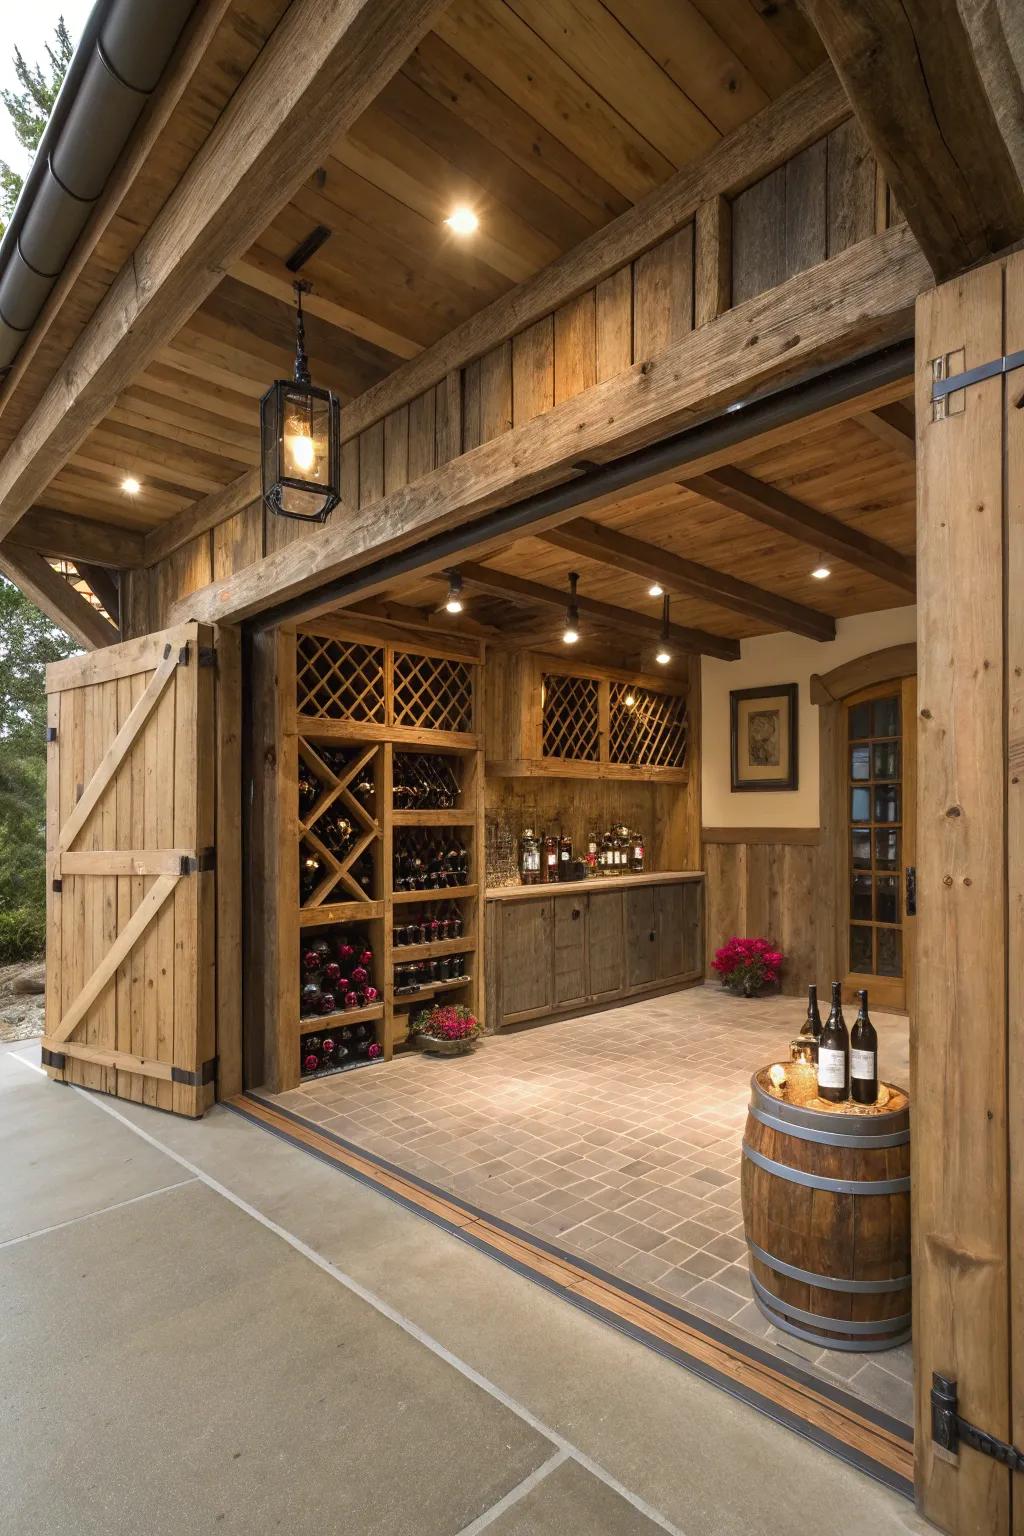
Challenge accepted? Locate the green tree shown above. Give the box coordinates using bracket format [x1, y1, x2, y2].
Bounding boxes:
[0, 18, 74, 234]
[0, 578, 77, 957]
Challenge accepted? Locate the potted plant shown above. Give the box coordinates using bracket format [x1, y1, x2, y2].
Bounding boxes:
[410, 1002, 484, 1056]
[711, 936, 784, 997]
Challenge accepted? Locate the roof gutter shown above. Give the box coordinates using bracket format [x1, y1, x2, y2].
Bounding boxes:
[0, 0, 199, 373]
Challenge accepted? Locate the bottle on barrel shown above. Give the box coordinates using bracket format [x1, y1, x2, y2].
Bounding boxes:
[801, 983, 823, 1063]
[816, 981, 849, 1103]
[850, 988, 879, 1105]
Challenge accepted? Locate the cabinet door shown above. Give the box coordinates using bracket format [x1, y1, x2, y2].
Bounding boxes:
[499, 899, 553, 1020]
[624, 885, 657, 989]
[553, 895, 588, 1007]
[587, 890, 625, 999]
[656, 881, 702, 980]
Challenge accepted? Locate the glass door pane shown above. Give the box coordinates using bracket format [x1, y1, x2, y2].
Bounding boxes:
[845, 690, 903, 984]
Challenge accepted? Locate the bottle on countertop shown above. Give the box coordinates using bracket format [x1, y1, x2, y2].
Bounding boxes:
[542, 833, 558, 883]
[630, 830, 645, 873]
[850, 988, 879, 1105]
[558, 832, 573, 881]
[801, 983, 824, 1063]
[519, 827, 541, 885]
[585, 830, 599, 877]
[817, 981, 849, 1103]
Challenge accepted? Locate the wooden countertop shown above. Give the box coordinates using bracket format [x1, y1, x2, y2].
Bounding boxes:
[485, 870, 704, 901]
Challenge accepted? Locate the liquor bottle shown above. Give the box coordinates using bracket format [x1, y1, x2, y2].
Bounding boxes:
[519, 827, 541, 885]
[850, 989, 879, 1105]
[558, 832, 573, 881]
[542, 833, 558, 883]
[585, 830, 598, 877]
[630, 830, 645, 873]
[817, 981, 849, 1103]
[801, 983, 824, 1063]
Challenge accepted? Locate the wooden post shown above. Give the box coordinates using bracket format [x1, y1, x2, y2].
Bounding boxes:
[913, 252, 1022, 1533]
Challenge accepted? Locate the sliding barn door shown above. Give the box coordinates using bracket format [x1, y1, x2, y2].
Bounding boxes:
[43, 622, 216, 1117]
[914, 252, 1024, 1532]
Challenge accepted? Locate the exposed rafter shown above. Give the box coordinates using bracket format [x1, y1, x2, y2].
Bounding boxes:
[7, 508, 146, 568]
[854, 403, 915, 458]
[0, 0, 454, 541]
[0, 549, 118, 650]
[683, 466, 916, 593]
[541, 518, 835, 641]
[442, 563, 739, 661]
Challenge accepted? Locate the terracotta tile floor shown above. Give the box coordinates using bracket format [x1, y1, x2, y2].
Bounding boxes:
[268, 983, 914, 1427]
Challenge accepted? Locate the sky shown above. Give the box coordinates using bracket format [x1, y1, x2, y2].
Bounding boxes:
[0, 2, 95, 175]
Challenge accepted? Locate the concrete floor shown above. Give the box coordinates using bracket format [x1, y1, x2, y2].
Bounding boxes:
[277, 985, 913, 1424]
[0, 1038, 929, 1536]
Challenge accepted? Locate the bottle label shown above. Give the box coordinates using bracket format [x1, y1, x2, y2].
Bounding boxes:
[817, 1048, 846, 1089]
[851, 1048, 876, 1080]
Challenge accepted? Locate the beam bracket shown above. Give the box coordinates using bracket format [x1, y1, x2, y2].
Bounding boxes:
[931, 1374, 1024, 1471]
[171, 1057, 218, 1087]
[931, 348, 1024, 407]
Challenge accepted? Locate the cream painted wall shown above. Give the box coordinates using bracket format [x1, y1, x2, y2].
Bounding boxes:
[701, 606, 917, 829]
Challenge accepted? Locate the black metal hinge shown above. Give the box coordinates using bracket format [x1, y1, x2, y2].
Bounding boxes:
[171, 1057, 218, 1087]
[41, 1047, 65, 1070]
[45, 725, 57, 743]
[931, 349, 1024, 407]
[179, 848, 216, 875]
[198, 646, 217, 669]
[931, 1374, 1024, 1472]
[52, 878, 63, 893]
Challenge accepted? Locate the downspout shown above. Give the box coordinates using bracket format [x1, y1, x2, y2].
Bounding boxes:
[0, 0, 199, 372]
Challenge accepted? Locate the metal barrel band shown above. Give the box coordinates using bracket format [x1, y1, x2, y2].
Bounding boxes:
[747, 1100, 910, 1150]
[746, 1238, 911, 1295]
[750, 1074, 910, 1137]
[749, 1272, 911, 1335]
[751, 1284, 912, 1354]
[741, 1141, 911, 1196]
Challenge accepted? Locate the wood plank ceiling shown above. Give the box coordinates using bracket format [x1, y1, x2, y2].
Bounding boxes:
[2, 0, 825, 535]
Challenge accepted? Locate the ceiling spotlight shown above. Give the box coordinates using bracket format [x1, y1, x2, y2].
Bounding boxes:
[655, 594, 671, 665]
[648, 582, 664, 598]
[562, 571, 581, 645]
[811, 562, 831, 580]
[442, 569, 464, 614]
[121, 476, 141, 495]
[444, 206, 479, 236]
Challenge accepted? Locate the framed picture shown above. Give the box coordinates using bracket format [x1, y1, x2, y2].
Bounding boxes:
[730, 684, 798, 792]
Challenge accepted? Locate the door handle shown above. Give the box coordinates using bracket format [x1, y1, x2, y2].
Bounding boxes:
[906, 865, 917, 917]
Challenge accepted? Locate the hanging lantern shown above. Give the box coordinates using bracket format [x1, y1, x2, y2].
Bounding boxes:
[260, 280, 340, 523]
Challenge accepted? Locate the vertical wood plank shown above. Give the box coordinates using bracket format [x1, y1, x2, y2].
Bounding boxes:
[694, 196, 733, 327]
[435, 369, 462, 464]
[731, 166, 786, 304]
[554, 289, 597, 403]
[784, 138, 827, 275]
[341, 434, 359, 511]
[43, 691, 62, 1077]
[512, 318, 555, 426]
[172, 633, 198, 1116]
[408, 389, 436, 482]
[154, 671, 176, 1112]
[359, 420, 385, 507]
[914, 257, 1009, 1533]
[461, 358, 482, 452]
[215, 624, 243, 1100]
[128, 667, 147, 1102]
[595, 266, 633, 380]
[479, 341, 513, 444]
[213, 501, 262, 580]
[632, 226, 694, 358]
[827, 118, 877, 257]
[383, 404, 410, 494]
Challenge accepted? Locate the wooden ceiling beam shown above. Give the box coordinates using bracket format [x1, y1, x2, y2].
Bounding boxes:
[801, 0, 1024, 279]
[0, 548, 119, 649]
[445, 563, 739, 661]
[541, 517, 835, 641]
[683, 465, 916, 593]
[854, 402, 915, 459]
[7, 508, 145, 568]
[0, 0, 454, 541]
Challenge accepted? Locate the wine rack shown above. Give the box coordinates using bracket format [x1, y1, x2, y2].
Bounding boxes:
[257, 618, 484, 1092]
[541, 672, 600, 762]
[608, 683, 688, 769]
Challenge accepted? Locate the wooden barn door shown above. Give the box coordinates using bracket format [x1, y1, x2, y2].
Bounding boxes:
[914, 252, 1024, 1533]
[43, 622, 216, 1117]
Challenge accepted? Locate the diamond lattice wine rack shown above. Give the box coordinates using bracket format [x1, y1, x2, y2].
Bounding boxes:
[255, 618, 484, 1093]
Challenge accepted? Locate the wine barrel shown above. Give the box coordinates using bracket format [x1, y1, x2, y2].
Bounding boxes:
[740, 1066, 910, 1352]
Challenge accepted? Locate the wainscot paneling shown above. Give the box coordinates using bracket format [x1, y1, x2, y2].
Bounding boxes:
[703, 829, 820, 998]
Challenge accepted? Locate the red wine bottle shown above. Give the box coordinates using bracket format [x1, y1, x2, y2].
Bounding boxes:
[816, 981, 849, 1103]
[803, 983, 823, 1063]
[850, 988, 879, 1105]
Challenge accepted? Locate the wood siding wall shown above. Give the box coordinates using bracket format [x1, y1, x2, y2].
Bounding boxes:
[132, 121, 891, 637]
[703, 832, 820, 998]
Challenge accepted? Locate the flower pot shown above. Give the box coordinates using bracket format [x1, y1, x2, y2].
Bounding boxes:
[412, 1033, 479, 1056]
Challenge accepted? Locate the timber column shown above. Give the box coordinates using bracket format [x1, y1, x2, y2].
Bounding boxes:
[913, 253, 1023, 1535]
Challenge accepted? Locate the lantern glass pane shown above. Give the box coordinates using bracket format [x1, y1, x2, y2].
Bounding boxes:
[282, 386, 330, 486]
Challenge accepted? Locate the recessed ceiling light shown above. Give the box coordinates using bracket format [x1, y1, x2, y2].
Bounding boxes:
[121, 476, 141, 495]
[811, 564, 831, 580]
[444, 206, 479, 236]
[648, 582, 664, 598]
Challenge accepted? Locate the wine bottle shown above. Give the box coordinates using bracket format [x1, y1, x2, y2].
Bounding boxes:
[817, 981, 849, 1102]
[558, 831, 573, 881]
[850, 989, 879, 1105]
[802, 983, 824, 1063]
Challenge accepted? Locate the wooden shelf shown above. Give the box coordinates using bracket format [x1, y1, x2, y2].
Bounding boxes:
[391, 883, 478, 904]
[391, 810, 476, 826]
[298, 717, 482, 752]
[298, 900, 385, 924]
[393, 975, 473, 1002]
[297, 1002, 384, 1032]
[299, 1055, 382, 1083]
[392, 936, 477, 962]
[487, 757, 688, 784]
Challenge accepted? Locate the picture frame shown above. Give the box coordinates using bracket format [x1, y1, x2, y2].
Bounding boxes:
[730, 683, 798, 792]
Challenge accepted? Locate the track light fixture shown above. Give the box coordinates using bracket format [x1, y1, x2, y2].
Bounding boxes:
[562, 571, 581, 645]
[655, 594, 671, 666]
[442, 569, 464, 614]
[648, 582, 664, 598]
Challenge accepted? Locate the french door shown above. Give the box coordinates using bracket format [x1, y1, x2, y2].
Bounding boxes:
[842, 676, 916, 1012]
